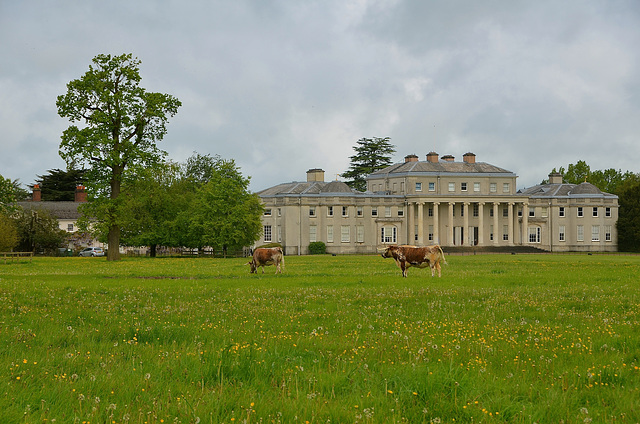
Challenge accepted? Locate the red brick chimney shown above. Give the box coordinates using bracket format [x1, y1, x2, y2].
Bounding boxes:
[463, 152, 476, 163]
[75, 185, 87, 202]
[404, 154, 419, 163]
[442, 155, 455, 162]
[32, 184, 41, 202]
[426, 152, 439, 163]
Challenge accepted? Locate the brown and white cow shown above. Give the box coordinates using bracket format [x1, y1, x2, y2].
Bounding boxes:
[381, 245, 447, 277]
[247, 247, 284, 274]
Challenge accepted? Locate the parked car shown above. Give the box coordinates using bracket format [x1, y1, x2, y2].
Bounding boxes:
[79, 247, 105, 257]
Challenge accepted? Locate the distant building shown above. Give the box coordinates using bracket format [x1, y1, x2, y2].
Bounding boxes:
[256, 152, 618, 254]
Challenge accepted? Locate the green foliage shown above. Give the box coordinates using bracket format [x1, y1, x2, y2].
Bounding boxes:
[342, 137, 396, 192]
[1, 255, 640, 422]
[0, 175, 17, 214]
[616, 174, 640, 252]
[546, 161, 633, 194]
[57, 53, 181, 260]
[0, 212, 19, 251]
[35, 168, 86, 201]
[12, 208, 67, 253]
[308, 241, 326, 254]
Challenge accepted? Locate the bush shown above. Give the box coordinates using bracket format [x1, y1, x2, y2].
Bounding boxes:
[308, 241, 326, 255]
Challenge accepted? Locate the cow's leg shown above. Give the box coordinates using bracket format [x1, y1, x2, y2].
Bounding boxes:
[275, 261, 281, 274]
[401, 261, 408, 277]
[261, 265, 265, 274]
[436, 261, 441, 277]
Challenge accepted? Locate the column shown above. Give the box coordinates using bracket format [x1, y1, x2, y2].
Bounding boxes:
[493, 202, 499, 246]
[448, 202, 455, 246]
[433, 202, 440, 245]
[508, 202, 514, 246]
[522, 203, 529, 246]
[407, 201, 414, 245]
[478, 202, 485, 246]
[417, 202, 424, 246]
[463, 202, 469, 246]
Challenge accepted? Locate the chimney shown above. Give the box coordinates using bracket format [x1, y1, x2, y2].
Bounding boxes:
[32, 184, 41, 202]
[548, 172, 563, 184]
[442, 155, 455, 162]
[426, 152, 439, 163]
[75, 185, 87, 202]
[404, 154, 419, 163]
[463, 152, 476, 164]
[306, 168, 325, 182]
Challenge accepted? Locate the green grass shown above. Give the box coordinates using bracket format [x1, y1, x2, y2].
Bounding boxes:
[1, 254, 639, 423]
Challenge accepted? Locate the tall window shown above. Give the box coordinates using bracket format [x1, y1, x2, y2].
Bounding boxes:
[490, 224, 494, 241]
[591, 225, 600, 242]
[341, 226, 350, 243]
[473, 204, 479, 217]
[342, 206, 348, 217]
[577, 207, 583, 217]
[381, 226, 397, 243]
[385, 206, 391, 217]
[327, 226, 334, 243]
[528, 227, 541, 243]
[356, 225, 365, 243]
[559, 207, 565, 217]
[605, 207, 611, 217]
[309, 225, 317, 243]
[327, 206, 333, 216]
[264, 225, 272, 242]
[559, 225, 565, 242]
[592, 207, 598, 217]
[502, 225, 509, 241]
[577, 225, 584, 242]
[605, 225, 612, 241]
[428, 225, 434, 242]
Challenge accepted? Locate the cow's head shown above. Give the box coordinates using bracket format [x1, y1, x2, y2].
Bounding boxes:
[246, 260, 257, 273]
[380, 245, 397, 259]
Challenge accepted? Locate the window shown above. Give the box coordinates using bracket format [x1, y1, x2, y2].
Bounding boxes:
[277, 225, 282, 242]
[341, 225, 350, 243]
[577, 225, 584, 242]
[380, 226, 397, 244]
[356, 225, 364, 243]
[490, 208, 494, 217]
[605, 225, 612, 241]
[385, 206, 391, 217]
[591, 225, 600, 242]
[448, 182, 455, 192]
[490, 183, 497, 193]
[67, 223, 74, 232]
[490, 224, 494, 241]
[473, 204, 479, 217]
[428, 182, 435, 191]
[428, 225, 434, 242]
[503, 183, 510, 193]
[414, 224, 418, 242]
[309, 225, 317, 243]
[605, 207, 611, 217]
[264, 225, 272, 242]
[461, 182, 467, 192]
[415, 182, 422, 192]
[327, 226, 334, 243]
[528, 227, 541, 243]
[277, 208, 282, 217]
[592, 207, 598, 217]
[428, 207, 433, 217]
[559, 225, 565, 242]
[309, 207, 316, 217]
[460, 205, 464, 217]
[503, 207, 509, 218]
[474, 182, 481, 192]
[357, 206, 363, 217]
[371, 207, 378, 217]
[529, 208, 535, 218]
[559, 207, 565, 217]
[264, 209, 272, 216]
[577, 207, 583, 217]
[503, 225, 509, 241]
[327, 206, 333, 216]
[397, 207, 404, 217]
[541, 207, 548, 218]
[342, 206, 348, 217]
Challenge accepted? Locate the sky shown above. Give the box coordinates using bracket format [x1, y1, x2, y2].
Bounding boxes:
[1, 0, 639, 193]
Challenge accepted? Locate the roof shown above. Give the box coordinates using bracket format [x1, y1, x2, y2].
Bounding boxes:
[17, 201, 82, 220]
[518, 182, 617, 199]
[257, 180, 366, 197]
[367, 160, 515, 178]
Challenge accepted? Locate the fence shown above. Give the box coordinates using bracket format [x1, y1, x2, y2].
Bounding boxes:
[1, 252, 34, 264]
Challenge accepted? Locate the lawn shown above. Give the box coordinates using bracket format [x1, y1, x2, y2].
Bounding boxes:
[1, 254, 639, 423]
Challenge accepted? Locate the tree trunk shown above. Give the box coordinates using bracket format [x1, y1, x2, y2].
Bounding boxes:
[107, 224, 121, 261]
[150, 244, 157, 258]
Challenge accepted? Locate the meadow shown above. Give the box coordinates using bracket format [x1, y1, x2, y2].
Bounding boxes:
[0, 253, 638, 423]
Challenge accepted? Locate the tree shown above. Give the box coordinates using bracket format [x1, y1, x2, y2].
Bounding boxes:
[177, 157, 264, 255]
[57, 53, 181, 260]
[0, 175, 17, 214]
[0, 212, 19, 252]
[342, 137, 396, 192]
[616, 173, 640, 252]
[13, 209, 67, 254]
[35, 168, 86, 201]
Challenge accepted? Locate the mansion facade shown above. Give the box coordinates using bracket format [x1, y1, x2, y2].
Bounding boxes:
[256, 152, 618, 255]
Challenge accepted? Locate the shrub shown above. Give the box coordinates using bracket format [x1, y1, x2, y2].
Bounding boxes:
[308, 241, 326, 255]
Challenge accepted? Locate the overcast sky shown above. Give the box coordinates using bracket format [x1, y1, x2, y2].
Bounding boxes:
[2, 0, 639, 193]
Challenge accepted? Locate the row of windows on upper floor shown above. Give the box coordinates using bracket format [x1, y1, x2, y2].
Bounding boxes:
[369, 181, 513, 194]
[264, 205, 613, 219]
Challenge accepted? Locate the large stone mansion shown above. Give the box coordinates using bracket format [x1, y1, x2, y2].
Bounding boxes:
[256, 152, 618, 255]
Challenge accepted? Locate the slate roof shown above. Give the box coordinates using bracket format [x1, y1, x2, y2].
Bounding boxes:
[257, 180, 365, 197]
[518, 182, 617, 199]
[368, 160, 515, 177]
[17, 201, 82, 219]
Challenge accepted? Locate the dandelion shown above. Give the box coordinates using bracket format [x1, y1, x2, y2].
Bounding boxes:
[145, 373, 151, 380]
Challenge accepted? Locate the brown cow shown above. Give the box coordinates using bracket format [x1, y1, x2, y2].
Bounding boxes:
[381, 245, 447, 277]
[247, 247, 284, 274]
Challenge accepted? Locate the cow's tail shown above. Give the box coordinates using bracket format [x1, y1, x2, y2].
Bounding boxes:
[438, 245, 448, 265]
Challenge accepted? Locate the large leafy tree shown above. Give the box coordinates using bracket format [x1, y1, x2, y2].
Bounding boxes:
[0, 175, 17, 214]
[616, 174, 640, 252]
[0, 212, 19, 252]
[35, 168, 86, 201]
[342, 137, 396, 192]
[13, 209, 67, 254]
[57, 53, 181, 260]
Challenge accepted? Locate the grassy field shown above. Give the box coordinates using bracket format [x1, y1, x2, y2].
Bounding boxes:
[1, 253, 639, 423]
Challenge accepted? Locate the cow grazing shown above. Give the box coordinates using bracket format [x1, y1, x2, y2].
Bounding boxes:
[247, 247, 284, 274]
[381, 245, 447, 277]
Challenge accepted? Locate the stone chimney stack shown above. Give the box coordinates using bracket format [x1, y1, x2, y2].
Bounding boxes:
[463, 152, 476, 164]
[404, 154, 419, 163]
[426, 152, 439, 163]
[75, 185, 87, 202]
[548, 172, 563, 184]
[306, 168, 325, 182]
[442, 155, 455, 162]
[32, 184, 41, 202]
